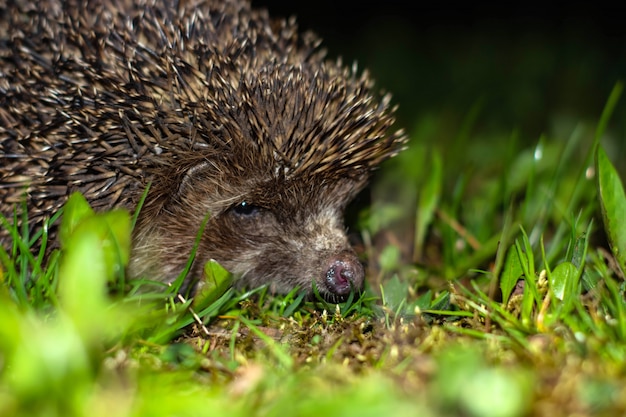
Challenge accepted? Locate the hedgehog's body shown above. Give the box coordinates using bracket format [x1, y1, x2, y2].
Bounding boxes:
[0, 0, 405, 301]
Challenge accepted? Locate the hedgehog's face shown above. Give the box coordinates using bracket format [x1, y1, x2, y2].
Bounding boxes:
[199, 178, 366, 302]
[130, 168, 367, 302]
[214, 196, 364, 302]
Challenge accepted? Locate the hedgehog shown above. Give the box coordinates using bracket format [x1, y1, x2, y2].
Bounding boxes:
[0, 0, 406, 301]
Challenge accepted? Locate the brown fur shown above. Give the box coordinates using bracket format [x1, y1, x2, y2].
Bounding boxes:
[0, 0, 406, 300]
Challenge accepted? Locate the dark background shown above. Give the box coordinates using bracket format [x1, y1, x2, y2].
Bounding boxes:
[253, 1, 626, 149]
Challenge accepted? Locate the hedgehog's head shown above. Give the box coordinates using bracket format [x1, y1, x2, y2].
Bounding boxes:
[130, 157, 371, 302]
[127, 37, 406, 301]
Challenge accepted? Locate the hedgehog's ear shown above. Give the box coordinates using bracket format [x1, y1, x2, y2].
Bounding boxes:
[176, 161, 214, 197]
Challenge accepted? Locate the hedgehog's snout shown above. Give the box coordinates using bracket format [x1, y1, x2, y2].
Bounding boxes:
[324, 250, 365, 297]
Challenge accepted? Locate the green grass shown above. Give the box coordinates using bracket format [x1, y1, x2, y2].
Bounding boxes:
[3, 74, 626, 416]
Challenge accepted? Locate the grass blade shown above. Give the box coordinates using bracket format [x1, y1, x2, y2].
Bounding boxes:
[596, 146, 626, 274]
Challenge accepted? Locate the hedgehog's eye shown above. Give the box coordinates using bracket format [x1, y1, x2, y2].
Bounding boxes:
[233, 201, 261, 216]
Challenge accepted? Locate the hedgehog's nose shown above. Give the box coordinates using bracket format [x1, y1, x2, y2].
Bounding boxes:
[324, 250, 365, 297]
